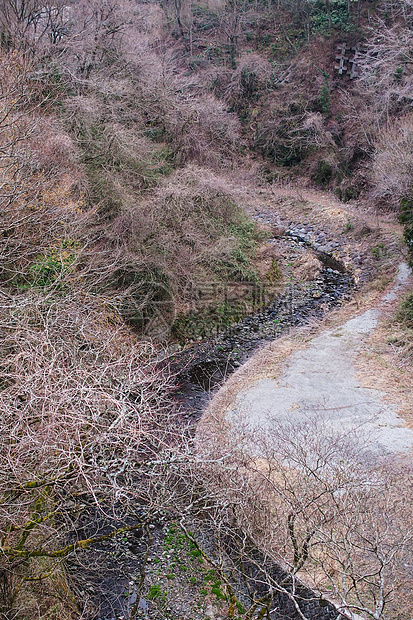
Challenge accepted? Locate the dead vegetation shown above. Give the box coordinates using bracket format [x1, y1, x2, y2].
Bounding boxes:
[0, 288, 185, 617]
[195, 412, 413, 620]
[355, 285, 413, 428]
[1, 0, 413, 618]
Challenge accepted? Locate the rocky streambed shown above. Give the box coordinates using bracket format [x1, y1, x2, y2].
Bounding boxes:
[171, 225, 355, 415]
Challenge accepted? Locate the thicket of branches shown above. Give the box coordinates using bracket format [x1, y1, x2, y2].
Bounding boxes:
[359, 0, 413, 257]
[194, 414, 413, 620]
[1, 1, 413, 618]
[0, 289, 186, 617]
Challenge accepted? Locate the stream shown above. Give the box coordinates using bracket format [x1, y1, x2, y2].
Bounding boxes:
[171, 227, 355, 416]
[70, 225, 360, 620]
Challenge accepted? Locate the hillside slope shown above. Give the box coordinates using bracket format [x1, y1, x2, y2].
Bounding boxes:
[1, 1, 413, 618]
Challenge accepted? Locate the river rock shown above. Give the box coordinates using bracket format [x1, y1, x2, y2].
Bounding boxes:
[271, 224, 286, 237]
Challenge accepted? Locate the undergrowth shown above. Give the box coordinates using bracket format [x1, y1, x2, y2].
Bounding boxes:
[397, 293, 413, 329]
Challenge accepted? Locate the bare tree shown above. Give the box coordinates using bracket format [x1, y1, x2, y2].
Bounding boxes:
[191, 414, 413, 619]
[62, 0, 132, 79]
[357, 3, 413, 121]
[0, 0, 69, 51]
[0, 290, 182, 615]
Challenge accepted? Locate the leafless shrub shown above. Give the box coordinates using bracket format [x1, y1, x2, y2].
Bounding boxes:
[27, 117, 78, 175]
[49, 0, 136, 80]
[0, 290, 181, 615]
[122, 47, 242, 169]
[167, 93, 241, 167]
[0, 51, 87, 286]
[138, 165, 255, 296]
[255, 106, 340, 170]
[355, 2, 413, 126]
[300, 112, 336, 150]
[337, 88, 379, 169]
[209, 54, 274, 115]
[75, 164, 260, 336]
[193, 413, 413, 619]
[371, 113, 413, 209]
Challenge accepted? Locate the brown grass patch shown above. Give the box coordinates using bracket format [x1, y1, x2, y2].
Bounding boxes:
[293, 253, 322, 281]
[354, 287, 413, 429]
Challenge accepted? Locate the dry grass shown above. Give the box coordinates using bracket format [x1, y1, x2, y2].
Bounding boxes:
[354, 287, 413, 429]
[293, 253, 322, 281]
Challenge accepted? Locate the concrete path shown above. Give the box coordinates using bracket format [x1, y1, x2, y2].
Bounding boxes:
[224, 263, 413, 456]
